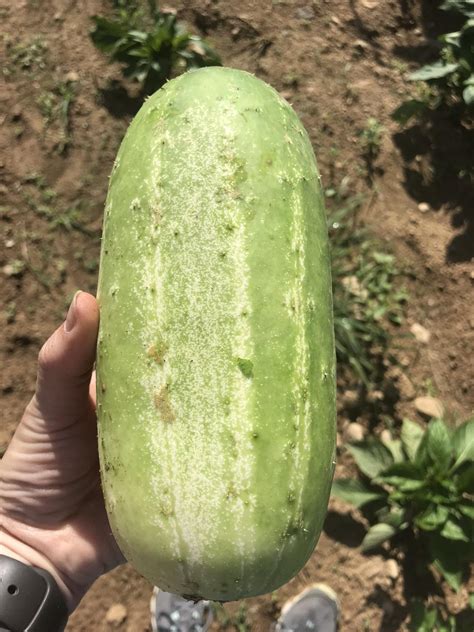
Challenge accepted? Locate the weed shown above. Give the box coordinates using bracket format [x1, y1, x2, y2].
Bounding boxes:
[332, 416, 474, 591]
[36, 79, 76, 153]
[6, 37, 48, 73]
[327, 183, 406, 388]
[212, 601, 251, 631]
[359, 118, 384, 176]
[409, 598, 472, 631]
[90, 0, 221, 95]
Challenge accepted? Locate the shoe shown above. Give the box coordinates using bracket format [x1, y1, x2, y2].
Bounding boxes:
[150, 586, 213, 632]
[275, 583, 340, 632]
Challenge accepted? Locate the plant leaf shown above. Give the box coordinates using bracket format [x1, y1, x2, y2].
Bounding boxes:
[426, 419, 452, 472]
[415, 504, 449, 531]
[458, 502, 474, 519]
[409, 599, 439, 632]
[401, 418, 425, 462]
[391, 99, 427, 125]
[440, 518, 470, 542]
[429, 534, 468, 591]
[440, 0, 474, 18]
[452, 418, 474, 469]
[409, 61, 459, 81]
[361, 522, 397, 551]
[331, 478, 385, 507]
[347, 439, 394, 479]
[384, 439, 405, 463]
[464, 83, 474, 104]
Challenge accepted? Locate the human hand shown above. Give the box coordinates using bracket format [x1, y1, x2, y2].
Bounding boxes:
[0, 291, 123, 612]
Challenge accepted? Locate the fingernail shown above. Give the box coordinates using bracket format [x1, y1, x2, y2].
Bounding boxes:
[65, 291, 81, 333]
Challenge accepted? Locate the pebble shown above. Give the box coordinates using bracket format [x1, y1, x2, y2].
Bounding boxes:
[415, 396, 444, 419]
[105, 604, 127, 626]
[386, 559, 400, 580]
[65, 70, 79, 82]
[5, 239, 14, 248]
[410, 323, 431, 344]
[380, 429, 392, 444]
[344, 422, 365, 443]
[398, 372, 416, 400]
[417, 202, 430, 213]
[295, 7, 315, 20]
[342, 390, 359, 408]
[354, 38, 369, 51]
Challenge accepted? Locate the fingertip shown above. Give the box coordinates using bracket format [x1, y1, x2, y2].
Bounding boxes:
[70, 291, 99, 332]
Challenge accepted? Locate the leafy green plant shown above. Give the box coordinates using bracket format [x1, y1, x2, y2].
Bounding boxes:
[409, 599, 471, 632]
[90, 0, 221, 95]
[36, 79, 76, 153]
[332, 417, 474, 590]
[212, 602, 250, 631]
[327, 186, 406, 387]
[393, 0, 474, 123]
[359, 117, 384, 161]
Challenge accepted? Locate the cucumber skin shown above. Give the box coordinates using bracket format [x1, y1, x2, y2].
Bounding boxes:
[97, 67, 336, 601]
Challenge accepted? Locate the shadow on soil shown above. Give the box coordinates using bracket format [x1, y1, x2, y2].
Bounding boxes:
[390, 1, 474, 263]
[392, 110, 474, 263]
[323, 511, 366, 548]
[97, 81, 143, 118]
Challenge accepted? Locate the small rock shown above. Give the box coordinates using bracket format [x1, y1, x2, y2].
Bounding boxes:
[12, 106, 22, 121]
[341, 390, 359, 408]
[331, 15, 342, 26]
[344, 422, 365, 443]
[417, 202, 430, 213]
[380, 429, 392, 444]
[361, 0, 379, 8]
[105, 603, 127, 626]
[336, 432, 342, 449]
[5, 239, 14, 248]
[386, 559, 400, 580]
[415, 396, 444, 419]
[295, 7, 315, 20]
[354, 39, 369, 51]
[367, 390, 384, 403]
[410, 323, 431, 344]
[398, 373, 416, 400]
[65, 70, 79, 83]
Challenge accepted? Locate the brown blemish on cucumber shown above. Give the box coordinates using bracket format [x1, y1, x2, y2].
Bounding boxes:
[147, 339, 167, 364]
[154, 385, 175, 423]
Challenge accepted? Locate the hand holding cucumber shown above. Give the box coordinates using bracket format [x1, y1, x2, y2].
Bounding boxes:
[0, 291, 123, 612]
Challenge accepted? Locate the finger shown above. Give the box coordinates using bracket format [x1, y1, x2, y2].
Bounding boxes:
[33, 291, 99, 423]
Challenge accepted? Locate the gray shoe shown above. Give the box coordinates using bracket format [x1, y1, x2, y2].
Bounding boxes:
[150, 587, 213, 632]
[275, 584, 340, 632]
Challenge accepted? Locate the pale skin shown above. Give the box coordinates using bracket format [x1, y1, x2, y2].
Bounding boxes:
[0, 291, 123, 612]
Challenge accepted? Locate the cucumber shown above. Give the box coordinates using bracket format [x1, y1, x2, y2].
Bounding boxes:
[97, 67, 336, 602]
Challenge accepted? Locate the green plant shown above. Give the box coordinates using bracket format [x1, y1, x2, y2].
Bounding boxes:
[327, 185, 406, 387]
[409, 598, 472, 632]
[212, 602, 250, 631]
[359, 117, 384, 161]
[332, 417, 474, 590]
[7, 36, 48, 72]
[393, 0, 474, 123]
[36, 79, 76, 153]
[90, 0, 221, 95]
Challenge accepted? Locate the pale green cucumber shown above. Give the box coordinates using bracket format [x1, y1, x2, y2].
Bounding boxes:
[97, 66, 336, 602]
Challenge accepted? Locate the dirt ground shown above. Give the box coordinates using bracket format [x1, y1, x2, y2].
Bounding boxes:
[1, 1, 473, 630]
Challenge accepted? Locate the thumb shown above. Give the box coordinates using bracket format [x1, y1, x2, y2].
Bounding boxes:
[33, 291, 99, 423]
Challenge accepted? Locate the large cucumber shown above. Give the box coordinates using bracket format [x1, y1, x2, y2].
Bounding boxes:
[97, 67, 336, 602]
